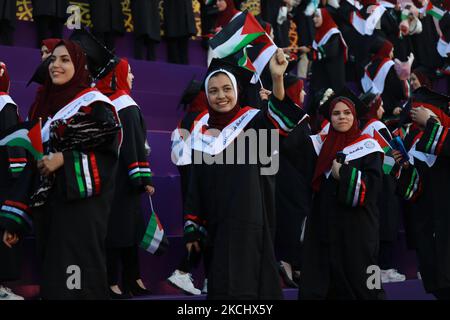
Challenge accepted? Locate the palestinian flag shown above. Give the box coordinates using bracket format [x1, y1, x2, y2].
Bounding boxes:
[235, 47, 256, 72]
[210, 11, 266, 59]
[373, 130, 395, 174]
[426, 2, 445, 20]
[0, 120, 43, 160]
[246, 35, 277, 84]
[140, 195, 169, 256]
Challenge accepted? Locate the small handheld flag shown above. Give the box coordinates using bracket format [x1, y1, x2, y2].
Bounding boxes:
[0, 119, 43, 160]
[140, 195, 169, 256]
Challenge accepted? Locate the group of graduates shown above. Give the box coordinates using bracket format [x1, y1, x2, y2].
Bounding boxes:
[0, 0, 450, 301]
[0, 30, 156, 299]
[167, 0, 450, 300]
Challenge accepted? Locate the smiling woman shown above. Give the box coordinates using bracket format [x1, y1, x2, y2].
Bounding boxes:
[0, 40, 122, 300]
[49, 46, 76, 85]
[279, 87, 386, 300]
[181, 49, 309, 299]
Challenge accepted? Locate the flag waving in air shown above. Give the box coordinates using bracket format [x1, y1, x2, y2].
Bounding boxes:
[210, 10, 278, 84]
[0, 119, 43, 160]
[210, 10, 268, 59]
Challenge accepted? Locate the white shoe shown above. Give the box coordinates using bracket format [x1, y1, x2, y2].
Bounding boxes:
[167, 270, 201, 295]
[0, 286, 24, 300]
[202, 278, 208, 294]
[381, 269, 406, 283]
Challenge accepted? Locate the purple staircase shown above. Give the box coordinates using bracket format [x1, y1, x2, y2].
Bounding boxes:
[1, 20, 449, 300]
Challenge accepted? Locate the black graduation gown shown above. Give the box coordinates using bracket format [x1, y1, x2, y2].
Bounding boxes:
[365, 60, 408, 119]
[286, 132, 384, 300]
[275, 120, 314, 268]
[88, 0, 125, 34]
[0, 101, 26, 282]
[260, 0, 290, 48]
[162, 0, 196, 38]
[411, 14, 443, 70]
[106, 104, 151, 248]
[397, 120, 450, 296]
[183, 96, 306, 299]
[310, 33, 346, 93]
[360, 119, 400, 243]
[0, 0, 16, 24]
[0, 98, 121, 299]
[130, 0, 161, 41]
[292, 1, 314, 47]
[329, 3, 375, 82]
[31, 0, 69, 18]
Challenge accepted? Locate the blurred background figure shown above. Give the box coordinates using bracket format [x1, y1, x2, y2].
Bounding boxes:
[31, 0, 68, 48]
[163, 0, 196, 64]
[131, 0, 161, 61]
[88, 0, 125, 50]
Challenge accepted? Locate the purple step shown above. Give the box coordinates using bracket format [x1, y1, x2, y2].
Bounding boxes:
[147, 130, 178, 177]
[133, 280, 435, 300]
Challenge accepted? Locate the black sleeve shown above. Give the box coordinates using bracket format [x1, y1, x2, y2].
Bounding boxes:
[337, 152, 383, 207]
[315, 34, 342, 60]
[395, 164, 421, 201]
[62, 101, 120, 201]
[183, 164, 207, 244]
[0, 104, 28, 179]
[118, 106, 152, 190]
[416, 118, 450, 157]
[251, 95, 308, 136]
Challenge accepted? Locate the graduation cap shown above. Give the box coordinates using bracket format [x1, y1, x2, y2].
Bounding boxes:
[205, 58, 254, 92]
[27, 56, 51, 86]
[412, 87, 450, 114]
[178, 78, 203, 110]
[319, 86, 369, 120]
[283, 73, 300, 88]
[69, 28, 120, 81]
[358, 91, 379, 108]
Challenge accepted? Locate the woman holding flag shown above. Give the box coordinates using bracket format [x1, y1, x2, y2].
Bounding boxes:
[358, 92, 405, 283]
[392, 87, 450, 299]
[183, 49, 308, 299]
[1, 40, 121, 299]
[286, 87, 385, 299]
[96, 58, 155, 299]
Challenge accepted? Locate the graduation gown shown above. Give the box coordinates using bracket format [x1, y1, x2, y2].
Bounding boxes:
[411, 13, 443, 70]
[162, 0, 196, 38]
[130, 0, 161, 41]
[310, 33, 347, 93]
[260, 0, 290, 48]
[361, 119, 400, 243]
[288, 132, 384, 300]
[275, 120, 313, 268]
[362, 59, 409, 118]
[183, 96, 307, 299]
[396, 119, 450, 295]
[106, 92, 152, 248]
[31, 0, 69, 18]
[0, 89, 121, 299]
[0, 0, 16, 24]
[88, 0, 125, 34]
[0, 95, 26, 282]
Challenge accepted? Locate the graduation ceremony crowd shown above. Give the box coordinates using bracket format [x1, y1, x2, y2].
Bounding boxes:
[1, 0, 450, 301]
